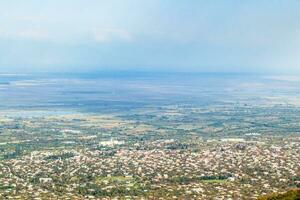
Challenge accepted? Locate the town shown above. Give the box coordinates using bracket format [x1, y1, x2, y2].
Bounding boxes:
[0, 104, 299, 199]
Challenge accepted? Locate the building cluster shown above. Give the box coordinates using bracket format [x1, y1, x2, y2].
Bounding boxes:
[0, 137, 299, 199]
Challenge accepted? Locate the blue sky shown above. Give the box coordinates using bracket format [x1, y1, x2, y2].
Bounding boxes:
[0, 0, 299, 74]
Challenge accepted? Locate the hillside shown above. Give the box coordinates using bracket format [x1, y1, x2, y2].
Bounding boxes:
[258, 189, 300, 200]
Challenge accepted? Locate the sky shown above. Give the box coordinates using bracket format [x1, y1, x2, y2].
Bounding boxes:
[0, 0, 299, 74]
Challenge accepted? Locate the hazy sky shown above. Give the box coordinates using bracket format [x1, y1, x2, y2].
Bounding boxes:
[0, 0, 299, 74]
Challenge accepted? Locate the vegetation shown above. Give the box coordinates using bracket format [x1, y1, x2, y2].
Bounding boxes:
[44, 152, 75, 160]
[258, 189, 300, 200]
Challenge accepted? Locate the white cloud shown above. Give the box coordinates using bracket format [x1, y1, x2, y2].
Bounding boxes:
[94, 28, 132, 43]
[0, 29, 49, 40]
[17, 30, 49, 40]
[265, 76, 300, 82]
